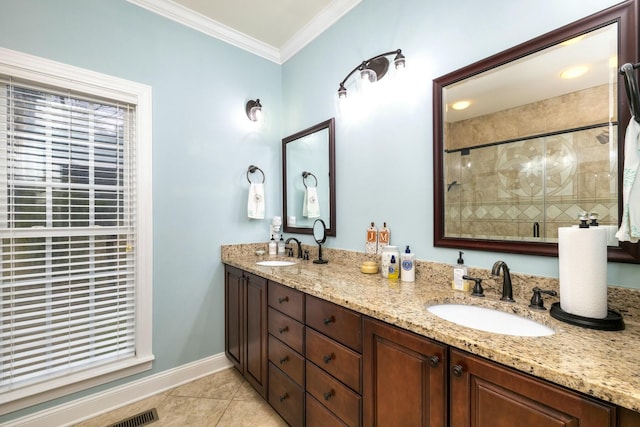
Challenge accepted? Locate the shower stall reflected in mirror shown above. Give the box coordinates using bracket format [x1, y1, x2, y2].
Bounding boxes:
[443, 125, 618, 243]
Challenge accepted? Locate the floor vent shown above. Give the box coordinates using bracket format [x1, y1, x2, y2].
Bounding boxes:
[107, 408, 159, 427]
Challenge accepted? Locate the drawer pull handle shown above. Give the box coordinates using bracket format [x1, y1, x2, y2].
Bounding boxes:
[429, 355, 440, 368]
[278, 296, 289, 303]
[323, 353, 334, 364]
[279, 393, 289, 402]
[323, 390, 334, 401]
[278, 326, 289, 334]
[452, 364, 464, 377]
[279, 356, 289, 364]
[323, 316, 335, 325]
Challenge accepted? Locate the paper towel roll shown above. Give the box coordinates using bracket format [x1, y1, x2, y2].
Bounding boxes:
[558, 226, 608, 319]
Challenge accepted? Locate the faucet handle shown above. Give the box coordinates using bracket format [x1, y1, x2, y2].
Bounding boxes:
[463, 275, 485, 298]
[529, 287, 558, 310]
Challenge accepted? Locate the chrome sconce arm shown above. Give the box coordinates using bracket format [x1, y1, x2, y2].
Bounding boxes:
[337, 49, 406, 99]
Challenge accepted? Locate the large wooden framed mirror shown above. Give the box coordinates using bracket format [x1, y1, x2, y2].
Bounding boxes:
[433, 1, 639, 262]
[282, 118, 336, 237]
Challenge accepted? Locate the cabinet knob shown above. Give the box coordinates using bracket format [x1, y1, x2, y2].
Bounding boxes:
[323, 316, 335, 325]
[278, 296, 289, 303]
[429, 355, 440, 368]
[323, 353, 334, 364]
[279, 393, 288, 402]
[279, 356, 289, 365]
[278, 326, 289, 334]
[452, 364, 464, 377]
[323, 390, 334, 401]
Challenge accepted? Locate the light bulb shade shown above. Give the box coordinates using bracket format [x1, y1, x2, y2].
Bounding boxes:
[360, 67, 377, 83]
[338, 84, 347, 99]
[246, 99, 262, 121]
[394, 51, 406, 69]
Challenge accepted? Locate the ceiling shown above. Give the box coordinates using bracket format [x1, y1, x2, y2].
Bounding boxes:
[127, 0, 361, 63]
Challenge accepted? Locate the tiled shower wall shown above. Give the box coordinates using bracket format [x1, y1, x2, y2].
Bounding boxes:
[444, 126, 618, 241]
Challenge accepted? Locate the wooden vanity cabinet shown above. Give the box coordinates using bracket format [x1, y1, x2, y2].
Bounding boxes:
[224, 265, 268, 398]
[267, 281, 306, 427]
[449, 349, 616, 427]
[363, 318, 447, 427]
[305, 295, 363, 427]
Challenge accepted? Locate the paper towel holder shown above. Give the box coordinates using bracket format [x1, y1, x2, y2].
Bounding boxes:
[549, 303, 624, 331]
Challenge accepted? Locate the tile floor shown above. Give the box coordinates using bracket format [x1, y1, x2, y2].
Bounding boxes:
[73, 368, 287, 427]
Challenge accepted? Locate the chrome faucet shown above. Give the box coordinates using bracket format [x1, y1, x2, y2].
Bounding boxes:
[491, 261, 515, 302]
[285, 237, 303, 259]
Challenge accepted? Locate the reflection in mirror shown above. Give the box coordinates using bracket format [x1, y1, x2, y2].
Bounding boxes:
[283, 118, 336, 236]
[312, 219, 328, 264]
[433, 1, 639, 262]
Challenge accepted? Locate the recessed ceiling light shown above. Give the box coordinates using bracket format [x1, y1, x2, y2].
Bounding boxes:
[452, 100, 471, 110]
[560, 65, 588, 79]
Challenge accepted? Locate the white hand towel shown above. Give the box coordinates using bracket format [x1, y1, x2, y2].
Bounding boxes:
[616, 117, 640, 243]
[247, 183, 265, 219]
[302, 187, 320, 218]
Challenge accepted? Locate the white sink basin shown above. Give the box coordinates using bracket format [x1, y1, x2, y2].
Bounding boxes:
[256, 260, 296, 267]
[427, 304, 554, 337]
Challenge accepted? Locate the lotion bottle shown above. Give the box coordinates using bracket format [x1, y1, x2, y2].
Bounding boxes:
[400, 245, 415, 282]
[268, 235, 277, 256]
[452, 251, 468, 291]
[388, 255, 399, 281]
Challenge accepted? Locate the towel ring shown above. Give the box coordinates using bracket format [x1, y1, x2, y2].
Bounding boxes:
[620, 62, 640, 123]
[302, 171, 317, 188]
[247, 165, 265, 184]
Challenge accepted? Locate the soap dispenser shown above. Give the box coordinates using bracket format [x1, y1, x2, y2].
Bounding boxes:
[388, 255, 399, 281]
[452, 251, 468, 291]
[278, 235, 286, 255]
[268, 235, 277, 256]
[400, 245, 415, 282]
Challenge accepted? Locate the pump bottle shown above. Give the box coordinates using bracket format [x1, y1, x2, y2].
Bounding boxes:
[388, 255, 399, 281]
[400, 245, 415, 282]
[452, 251, 468, 291]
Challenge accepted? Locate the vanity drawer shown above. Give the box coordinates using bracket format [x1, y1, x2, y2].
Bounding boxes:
[268, 334, 305, 387]
[306, 295, 362, 352]
[269, 281, 304, 322]
[269, 362, 304, 427]
[306, 393, 349, 427]
[306, 361, 361, 427]
[306, 328, 361, 393]
[268, 307, 304, 354]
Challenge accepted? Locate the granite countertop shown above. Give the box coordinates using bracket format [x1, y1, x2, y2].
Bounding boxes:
[222, 244, 640, 413]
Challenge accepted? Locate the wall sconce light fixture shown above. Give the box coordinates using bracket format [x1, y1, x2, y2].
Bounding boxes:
[337, 49, 406, 99]
[246, 99, 262, 121]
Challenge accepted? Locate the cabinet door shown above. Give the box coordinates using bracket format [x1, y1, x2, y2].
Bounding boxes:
[245, 272, 268, 398]
[449, 349, 616, 427]
[363, 318, 447, 427]
[224, 265, 243, 371]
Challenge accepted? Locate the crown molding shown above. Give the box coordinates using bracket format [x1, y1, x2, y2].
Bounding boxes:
[127, 0, 361, 64]
[280, 0, 361, 63]
[126, 0, 281, 63]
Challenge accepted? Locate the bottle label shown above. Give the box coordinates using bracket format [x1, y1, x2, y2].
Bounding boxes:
[402, 260, 413, 271]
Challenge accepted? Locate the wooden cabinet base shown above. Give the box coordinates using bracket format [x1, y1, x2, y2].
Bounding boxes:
[268, 363, 304, 427]
[449, 349, 616, 427]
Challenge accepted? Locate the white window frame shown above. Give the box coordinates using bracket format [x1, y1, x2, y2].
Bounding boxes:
[0, 48, 153, 415]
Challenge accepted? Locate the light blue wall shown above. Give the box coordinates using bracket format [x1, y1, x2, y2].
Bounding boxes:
[282, 0, 640, 288]
[0, 0, 638, 422]
[0, 0, 282, 421]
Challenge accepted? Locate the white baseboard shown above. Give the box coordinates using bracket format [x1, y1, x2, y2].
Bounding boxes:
[3, 352, 233, 427]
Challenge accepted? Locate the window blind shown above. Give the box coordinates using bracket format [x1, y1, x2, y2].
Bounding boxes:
[0, 76, 138, 392]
